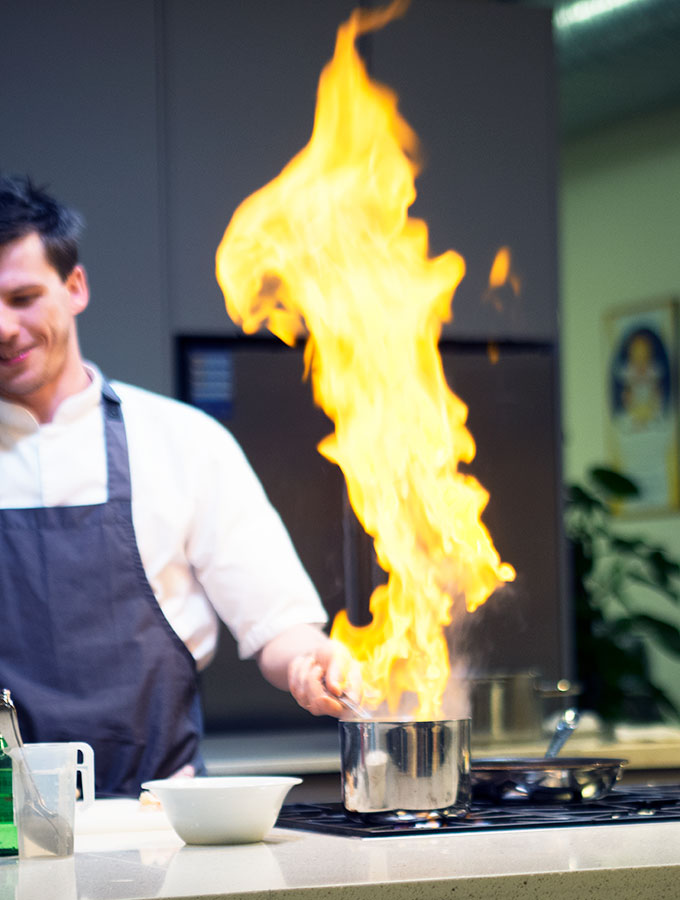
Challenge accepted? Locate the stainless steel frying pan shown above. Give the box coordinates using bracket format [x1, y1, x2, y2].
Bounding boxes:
[471, 756, 628, 802]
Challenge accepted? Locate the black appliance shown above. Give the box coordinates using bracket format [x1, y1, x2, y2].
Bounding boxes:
[276, 785, 680, 837]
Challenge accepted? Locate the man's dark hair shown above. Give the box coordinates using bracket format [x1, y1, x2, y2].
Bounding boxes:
[0, 174, 84, 280]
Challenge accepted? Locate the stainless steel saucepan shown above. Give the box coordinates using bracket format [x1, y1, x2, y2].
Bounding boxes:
[469, 671, 581, 743]
[339, 718, 471, 822]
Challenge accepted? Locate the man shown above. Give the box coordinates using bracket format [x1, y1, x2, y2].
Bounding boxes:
[0, 174, 357, 796]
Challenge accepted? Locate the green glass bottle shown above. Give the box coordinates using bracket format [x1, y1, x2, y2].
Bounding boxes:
[0, 735, 18, 856]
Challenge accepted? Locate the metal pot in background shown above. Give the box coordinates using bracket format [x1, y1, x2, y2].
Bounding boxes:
[339, 719, 471, 822]
[470, 672, 581, 745]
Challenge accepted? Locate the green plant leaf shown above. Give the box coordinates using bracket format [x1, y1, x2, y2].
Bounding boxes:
[607, 617, 637, 638]
[628, 569, 680, 603]
[648, 549, 680, 587]
[611, 536, 645, 554]
[654, 688, 680, 721]
[567, 483, 607, 512]
[632, 614, 680, 657]
[589, 467, 640, 498]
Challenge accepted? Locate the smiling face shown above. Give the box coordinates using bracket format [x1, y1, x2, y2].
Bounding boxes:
[0, 231, 90, 422]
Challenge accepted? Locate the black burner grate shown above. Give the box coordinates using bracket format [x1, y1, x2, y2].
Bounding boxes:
[276, 785, 680, 837]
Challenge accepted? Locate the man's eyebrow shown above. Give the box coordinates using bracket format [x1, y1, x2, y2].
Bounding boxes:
[6, 282, 44, 294]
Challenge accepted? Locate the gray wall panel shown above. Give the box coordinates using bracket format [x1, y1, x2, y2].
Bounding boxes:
[370, 1, 559, 341]
[162, 1, 558, 341]
[0, 0, 168, 392]
[162, 0, 359, 335]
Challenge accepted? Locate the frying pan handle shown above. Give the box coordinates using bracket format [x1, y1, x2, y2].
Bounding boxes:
[545, 708, 580, 757]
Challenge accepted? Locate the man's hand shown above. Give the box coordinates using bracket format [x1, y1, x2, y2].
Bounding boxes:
[256, 624, 361, 718]
[288, 639, 362, 717]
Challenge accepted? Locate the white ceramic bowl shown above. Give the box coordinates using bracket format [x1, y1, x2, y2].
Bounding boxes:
[141, 775, 302, 845]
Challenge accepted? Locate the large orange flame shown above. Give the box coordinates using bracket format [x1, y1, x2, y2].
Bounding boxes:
[215, 1, 515, 719]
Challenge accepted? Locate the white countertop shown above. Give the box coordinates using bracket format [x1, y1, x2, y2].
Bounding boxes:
[2, 797, 680, 900]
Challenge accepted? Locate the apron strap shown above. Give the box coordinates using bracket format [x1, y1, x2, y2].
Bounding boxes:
[101, 380, 132, 505]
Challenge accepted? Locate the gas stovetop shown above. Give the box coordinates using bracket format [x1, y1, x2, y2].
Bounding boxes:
[276, 785, 680, 837]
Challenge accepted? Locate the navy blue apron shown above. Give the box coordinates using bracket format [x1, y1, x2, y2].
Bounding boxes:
[0, 382, 204, 796]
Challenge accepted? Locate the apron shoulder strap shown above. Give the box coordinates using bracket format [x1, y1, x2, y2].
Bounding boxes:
[100, 378, 131, 503]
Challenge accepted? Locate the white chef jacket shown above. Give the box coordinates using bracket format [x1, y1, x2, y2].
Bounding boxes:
[0, 363, 328, 669]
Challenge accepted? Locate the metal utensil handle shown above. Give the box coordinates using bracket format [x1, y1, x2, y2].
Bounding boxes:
[321, 678, 371, 719]
[0, 689, 24, 750]
[545, 708, 580, 758]
[1, 689, 54, 808]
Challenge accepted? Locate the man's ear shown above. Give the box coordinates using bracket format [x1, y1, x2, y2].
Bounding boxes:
[67, 264, 90, 316]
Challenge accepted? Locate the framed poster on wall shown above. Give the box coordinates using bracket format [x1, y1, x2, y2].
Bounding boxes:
[603, 298, 680, 516]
